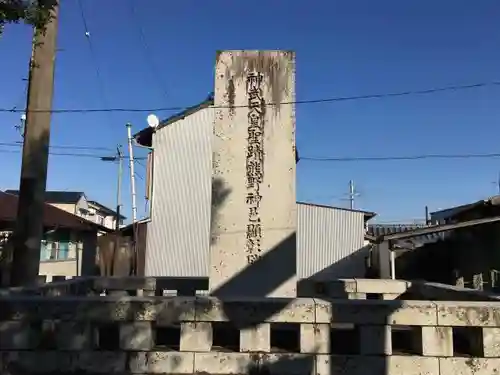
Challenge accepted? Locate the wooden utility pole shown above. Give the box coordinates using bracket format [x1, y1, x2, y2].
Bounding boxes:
[10, 1, 59, 287]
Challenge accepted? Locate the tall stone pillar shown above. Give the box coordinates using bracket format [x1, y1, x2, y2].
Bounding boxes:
[209, 50, 297, 297]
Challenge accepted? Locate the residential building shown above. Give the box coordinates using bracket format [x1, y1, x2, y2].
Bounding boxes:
[430, 195, 500, 224]
[366, 203, 500, 291]
[0, 191, 111, 284]
[134, 96, 376, 279]
[5, 190, 125, 231]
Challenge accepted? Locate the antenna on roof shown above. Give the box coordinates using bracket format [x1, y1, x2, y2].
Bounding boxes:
[146, 114, 159, 129]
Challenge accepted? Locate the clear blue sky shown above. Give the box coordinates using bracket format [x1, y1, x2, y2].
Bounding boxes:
[1, 0, 500, 223]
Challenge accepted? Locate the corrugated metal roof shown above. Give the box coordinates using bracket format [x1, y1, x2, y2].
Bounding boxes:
[367, 224, 447, 248]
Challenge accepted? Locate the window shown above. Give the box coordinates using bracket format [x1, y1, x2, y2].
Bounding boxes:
[58, 242, 69, 260]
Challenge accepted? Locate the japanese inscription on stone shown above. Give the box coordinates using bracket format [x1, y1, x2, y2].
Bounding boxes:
[245, 72, 265, 264]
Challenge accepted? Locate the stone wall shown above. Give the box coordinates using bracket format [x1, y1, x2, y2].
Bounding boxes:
[1, 294, 500, 374]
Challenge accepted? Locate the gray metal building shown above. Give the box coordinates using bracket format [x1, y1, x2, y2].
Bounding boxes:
[134, 97, 375, 279]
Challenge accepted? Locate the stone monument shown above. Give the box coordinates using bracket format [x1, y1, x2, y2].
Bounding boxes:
[209, 50, 297, 297]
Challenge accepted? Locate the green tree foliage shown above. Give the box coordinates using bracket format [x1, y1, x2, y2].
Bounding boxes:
[0, 0, 56, 35]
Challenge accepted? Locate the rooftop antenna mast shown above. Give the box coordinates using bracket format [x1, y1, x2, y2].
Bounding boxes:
[348, 180, 360, 209]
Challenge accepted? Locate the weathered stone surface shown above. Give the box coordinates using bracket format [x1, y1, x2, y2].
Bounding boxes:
[120, 321, 152, 350]
[260, 353, 314, 375]
[0, 351, 126, 373]
[439, 357, 500, 375]
[209, 50, 297, 298]
[300, 323, 329, 354]
[316, 355, 439, 375]
[355, 279, 409, 295]
[128, 351, 194, 374]
[360, 325, 391, 355]
[436, 301, 500, 327]
[194, 352, 256, 374]
[482, 327, 500, 357]
[421, 326, 453, 357]
[315, 299, 437, 325]
[196, 297, 315, 323]
[0, 295, 197, 322]
[180, 322, 212, 351]
[241, 322, 271, 352]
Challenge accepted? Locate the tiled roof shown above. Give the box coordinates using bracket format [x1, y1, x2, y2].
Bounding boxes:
[5, 190, 84, 204]
[0, 191, 110, 232]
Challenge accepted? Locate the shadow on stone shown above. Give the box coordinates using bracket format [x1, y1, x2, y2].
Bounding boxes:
[210, 177, 232, 245]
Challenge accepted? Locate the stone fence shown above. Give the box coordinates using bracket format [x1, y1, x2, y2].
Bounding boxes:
[4, 276, 498, 302]
[0, 295, 500, 374]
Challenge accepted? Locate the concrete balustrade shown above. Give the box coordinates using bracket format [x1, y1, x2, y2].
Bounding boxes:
[5, 276, 500, 303]
[0, 296, 500, 374]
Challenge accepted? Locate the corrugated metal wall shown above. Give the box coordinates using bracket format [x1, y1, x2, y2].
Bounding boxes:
[145, 108, 214, 276]
[297, 204, 367, 279]
[145, 107, 367, 278]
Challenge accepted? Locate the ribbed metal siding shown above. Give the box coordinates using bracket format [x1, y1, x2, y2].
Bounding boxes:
[297, 204, 367, 279]
[145, 108, 367, 278]
[145, 108, 214, 276]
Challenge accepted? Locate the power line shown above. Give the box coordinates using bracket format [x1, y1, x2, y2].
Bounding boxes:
[301, 153, 500, 162]
[135, 159, 146, 169]
[127, 0, 170, 100]
[77, 0, 112, 114]
[1, 80, 499, 114]
[1, 144, 496, 163]
[0, 148, 147, 160]
[0, 141, 114, 151]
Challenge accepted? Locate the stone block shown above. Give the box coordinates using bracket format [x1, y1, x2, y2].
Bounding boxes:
[316, 355, 439, 375]
[439, 358, 500, 375]
[180, 322, 212, 351]
[196, 297, 314, 323]
[120, 321, 152, 350]
[315, 299, 437, 325]
[0, 321, 33, 349]
[128, 352, 194, 374]
[300, 323, 329, 354]
[436, 301, 500, 327]
[55, 321, 92, 350]
[360, 325, 391, 355]
[260, 353, 315, 375]
[241, 322, 270, 352]
[347, 292, 367, 299]
[355, 279, 409, 295]
[421, 326, 453, 357]
[194, 353, 256, 374]
[382, 293, 401, 300]
[1, 351, 126, 373]
[482, 327, 500, 357]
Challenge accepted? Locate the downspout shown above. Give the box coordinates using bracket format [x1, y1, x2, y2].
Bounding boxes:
[133, 138, 154, 217]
